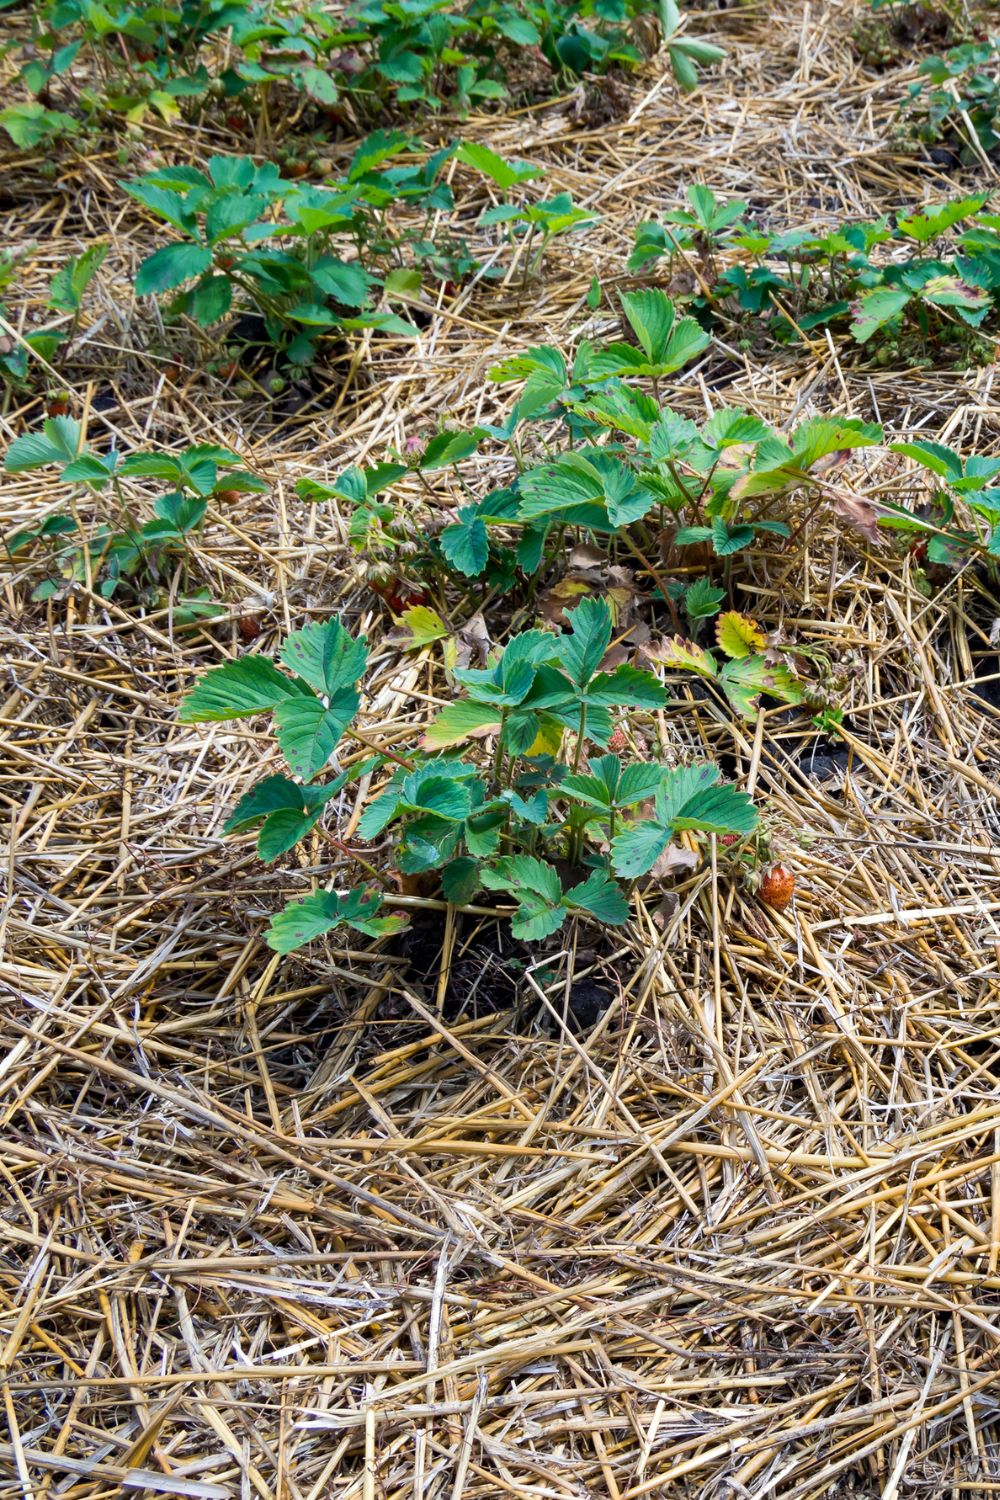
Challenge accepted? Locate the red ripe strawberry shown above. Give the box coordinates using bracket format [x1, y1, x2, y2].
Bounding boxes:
[46, 395, 70, 417]
[238, 616, 262, 642]
[214, 489, 243, 505]
[370, 579, 428, 614]
[607, 727, 628, 752]
[759, 862, 795, 911]
[721, 833, 740, 847]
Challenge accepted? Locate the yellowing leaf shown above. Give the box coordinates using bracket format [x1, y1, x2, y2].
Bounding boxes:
[540, 577, 592, 625]
[525, 713, 564, 757]
[422, 700, 501, 750]
[716, 611, 765, 660]
[399, 604, 448, 650]
[643, 635, 717, 677]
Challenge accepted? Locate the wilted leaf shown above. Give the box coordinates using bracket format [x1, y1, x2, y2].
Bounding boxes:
[830, 488, 882, 544]
[643, 635, 718, 678]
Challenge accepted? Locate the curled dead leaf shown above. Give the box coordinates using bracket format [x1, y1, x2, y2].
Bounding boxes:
[649, 844, 699, 880]
[830, 487, 882, 545]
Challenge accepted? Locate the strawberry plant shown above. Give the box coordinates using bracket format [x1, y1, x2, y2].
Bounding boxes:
[123, 135, 549, 366]
[319, 0, 721, 115]
[179, 598, 756, 954]
[7, 0, 245, 128]
[899, 39, 1000, 163]
[629, 184, 749, 273]
[881, 437, 1000, 567]
[0, 243, 107, 387]
[306, 290, 881, 707]
[633, 191, 1000, 361]
[3, 416, 265, 610]
[123, 140, 451, 365]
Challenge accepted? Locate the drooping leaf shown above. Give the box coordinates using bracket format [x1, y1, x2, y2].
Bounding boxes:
[643, 635, 717, 678]
[266, 887, 406, 953]
[850, 287, 911, 344]
[890, 440, 964, 483]
[135, 242, 213, 296]
[441, 855, 481, 905]
[719, 654, 806, 720]
[481, 855, 566, 941]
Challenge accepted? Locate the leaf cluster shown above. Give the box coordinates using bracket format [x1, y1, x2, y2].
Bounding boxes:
[4, 417, 264, 608]
[180, 599, 757, 953]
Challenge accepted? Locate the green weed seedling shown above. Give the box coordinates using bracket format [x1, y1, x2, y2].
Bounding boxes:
[180, 597, 756, 954]
[3, 416, 265, 612]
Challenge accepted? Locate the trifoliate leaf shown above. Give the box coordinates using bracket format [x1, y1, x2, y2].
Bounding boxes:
[684, 578, 726, 620]
[266, 888, 406, 953]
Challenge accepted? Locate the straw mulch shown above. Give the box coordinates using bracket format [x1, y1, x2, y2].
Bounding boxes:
[3, 1, 1000, 1495]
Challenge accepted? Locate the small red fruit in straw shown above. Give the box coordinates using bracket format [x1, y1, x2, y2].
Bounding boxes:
[759, 862, 795, 911]
[608, 727, 628, 752]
